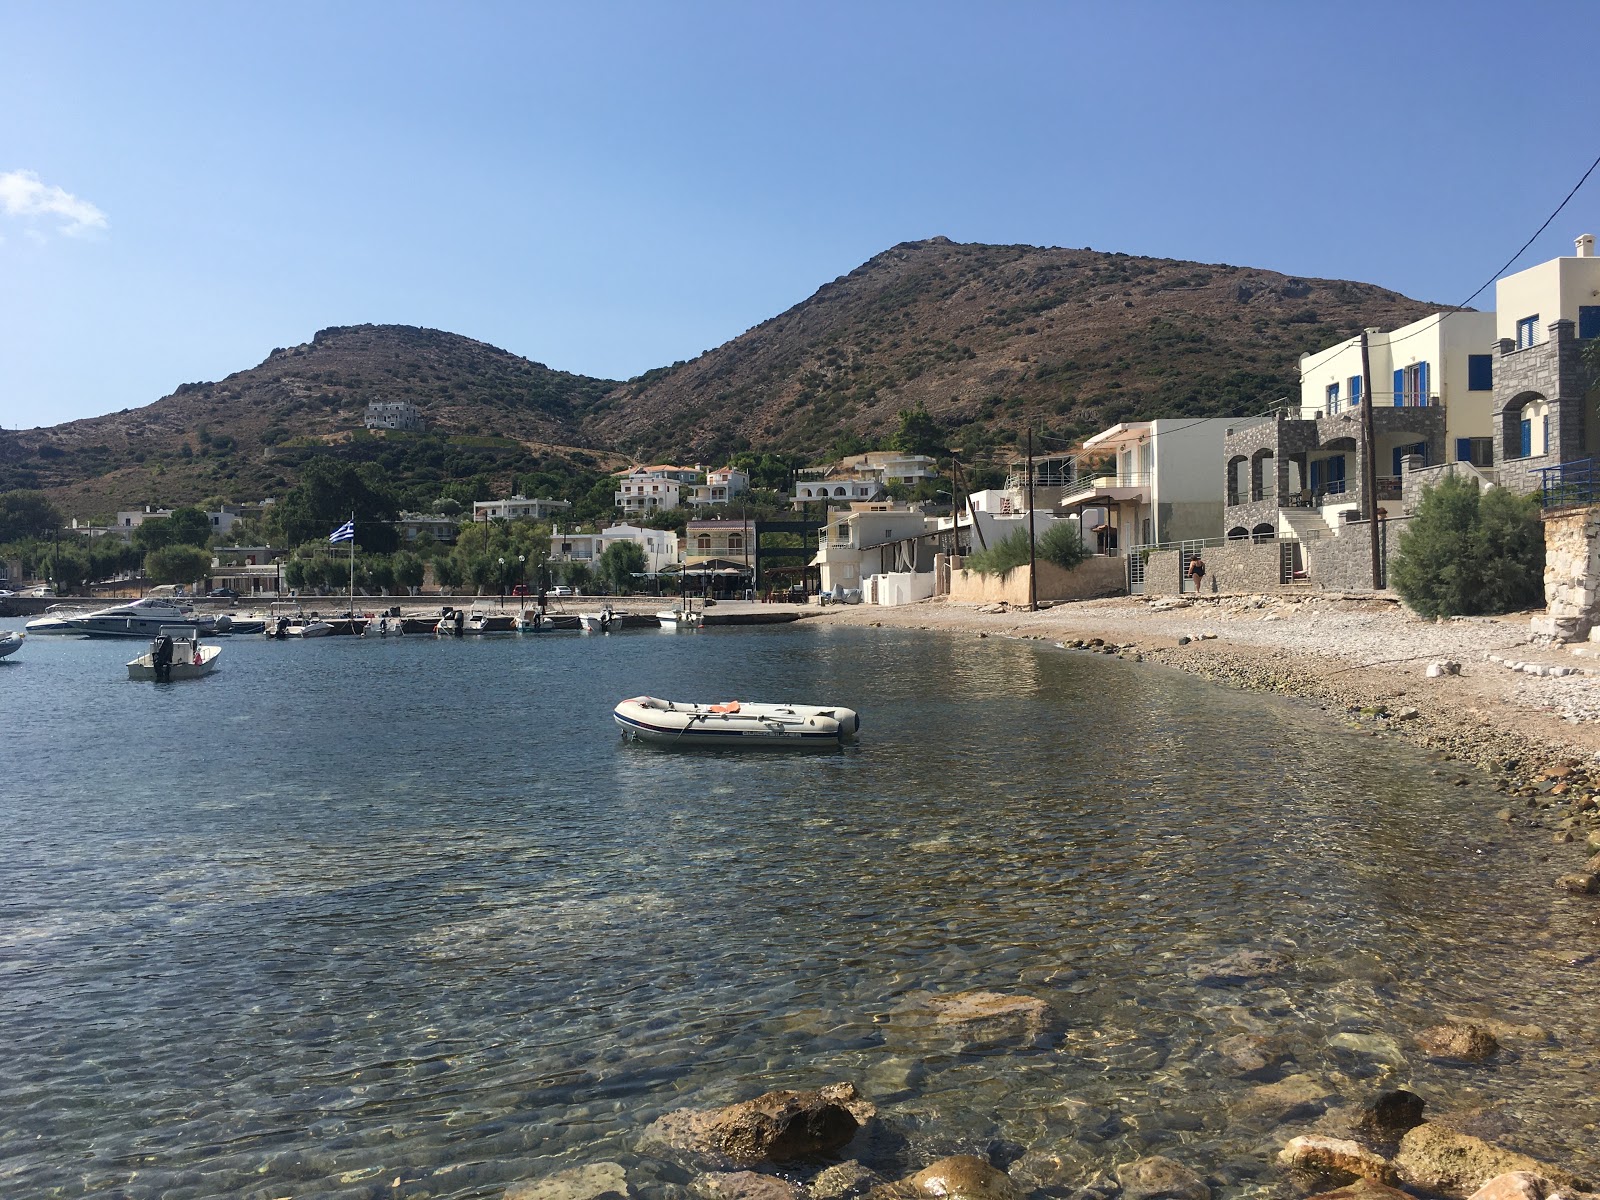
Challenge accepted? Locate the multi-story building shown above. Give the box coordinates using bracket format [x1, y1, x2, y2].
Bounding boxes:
[549, 523, 679, 575]
[791, 472, 885, 508]
[685, 466, 750, 508]
[838, 451, 940, 488]
[1491, 234, 1600, 478]
[364, 401, 425, 432]
[811, 503, 938, 596]
[615, 469, 683, 513]
[684, 518, 755, 596]
[472, 496, 573, 523]
[1299, 311, 1499, 471]
[1058, 418, 1266, 552]
[396, 512, 460, 544]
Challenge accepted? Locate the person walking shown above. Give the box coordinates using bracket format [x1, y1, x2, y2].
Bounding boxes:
[1187, 551, 1207, 594]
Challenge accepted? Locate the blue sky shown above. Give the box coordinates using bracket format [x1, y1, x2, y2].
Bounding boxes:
[3, 0, 1596, 431]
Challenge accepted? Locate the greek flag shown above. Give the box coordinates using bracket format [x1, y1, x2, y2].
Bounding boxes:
[328, 520, 355, 544]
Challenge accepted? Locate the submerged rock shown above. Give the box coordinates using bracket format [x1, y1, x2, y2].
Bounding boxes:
[811, 1161, 886, 1200]
[1233, 1073, 1334, 1123]
[902, 1156, 1020, 1200]
[693, 1172, 799, 1200]
[1416, 1022, 1500, 1063]
[504, 1162, 631, 1200]
[1115, 1155, 1210, 1200]
[1278, 1135, 1399, 1186]
[1303, 1180, 1413, 1200]
[644, 1083, 872, 1167]
[1353, 1090, 1427, 1149]
[895, 990, 1056, 1049]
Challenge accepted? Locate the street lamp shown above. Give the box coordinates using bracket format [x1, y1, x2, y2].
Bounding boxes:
[497, 557, 506, 608]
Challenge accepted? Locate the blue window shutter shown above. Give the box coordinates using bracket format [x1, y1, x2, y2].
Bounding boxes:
[1582, 306, 1600, 339]
[1393, 447, 1404, 476]
[1520, 419, 1532, 457]
[1456, 438, 1471, 462]
[1393, 369, 1405, 406]
[1419, 362, 1429, 403]
[1310, 460, 1323, 492]
[1544, 414, 1550, 455]
[1467, 355, 1492, 390]
[1329, 456, 1346, 484]
[1351, 376, 1362, 403]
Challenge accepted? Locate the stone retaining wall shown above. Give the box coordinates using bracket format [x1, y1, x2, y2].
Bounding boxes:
[949, 556, 1127, 605]
[1537, 506, 1600, 640]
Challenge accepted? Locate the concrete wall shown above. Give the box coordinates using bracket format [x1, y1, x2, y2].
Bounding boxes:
[1496, 253, 1600, 345]
[866, 571, 937, 607]
[949, 556, 1127, 605]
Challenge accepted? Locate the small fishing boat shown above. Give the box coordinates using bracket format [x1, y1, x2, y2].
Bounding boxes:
[127, 627, 221, 681]
[0, 630, 23, 660]
[655, 599, 704, 629]
[614, 696, 860, 747]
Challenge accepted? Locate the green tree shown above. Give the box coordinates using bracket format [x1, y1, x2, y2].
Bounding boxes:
[598, 540, 647, 594]
[1038, 520, 1089, 571]
[145, 544, 212, 586]
[275, 456, 400, 552]
[166, 506, 214, 548]
[0, 491, 62, 542]
[395, 551, 426, 594]
[1391, 477, 1544, 618]
[892, 404, 946, 458]
[433, 554, 465, 591]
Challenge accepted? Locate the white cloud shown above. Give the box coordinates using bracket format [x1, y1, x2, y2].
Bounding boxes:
[0, 169, 108, 237]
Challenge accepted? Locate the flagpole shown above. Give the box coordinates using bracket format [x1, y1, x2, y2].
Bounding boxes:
[348, 512, 355, 617]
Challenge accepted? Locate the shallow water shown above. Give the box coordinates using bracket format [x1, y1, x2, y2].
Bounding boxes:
[1, 624, 1595, 1199]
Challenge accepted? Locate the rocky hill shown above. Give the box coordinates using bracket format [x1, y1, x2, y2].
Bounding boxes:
[582, 237, 1450, 462]
[0, 324, 617, 513]
[4, 239, 1455, 516]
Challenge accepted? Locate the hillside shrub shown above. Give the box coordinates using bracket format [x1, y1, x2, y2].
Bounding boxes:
[1390, 476, 1544, 618]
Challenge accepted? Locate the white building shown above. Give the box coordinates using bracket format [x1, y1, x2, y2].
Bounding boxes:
[811, 503, 938, 596]
[396, 512, 460, 544]
[365, 401, 425, 432]
[1061, 418, 1268, 551]
[1299, 311, 1499, 468]
[615, 470, 683, 513]
[115, 507, 172, 531]
[792, 473, 885, 508]
[473, 496, 573, 522]
[686, 466, 750, 508]
[551, 523, 679, 574]
[839, 451, 940, 487]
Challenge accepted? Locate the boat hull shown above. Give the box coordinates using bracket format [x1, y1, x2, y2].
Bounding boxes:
[614, 696, 859, 748]
[0, 631, 22, 659]
[127, 644, 221, 681]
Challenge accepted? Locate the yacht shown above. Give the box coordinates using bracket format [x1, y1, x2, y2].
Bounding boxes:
[23, 603, 95, 635]
[66, 597, 208, 639]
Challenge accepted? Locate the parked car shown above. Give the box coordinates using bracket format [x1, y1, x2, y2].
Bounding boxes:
[510, 583, 529, 597]
[22, 585, 55, 598]
[552, 585, 575, 597]
[208, 587, 240, 599]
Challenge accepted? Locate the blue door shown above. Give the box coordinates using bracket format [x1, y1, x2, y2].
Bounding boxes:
[1520, 419, 1532, 458]
[1327, 455, 1346, 492]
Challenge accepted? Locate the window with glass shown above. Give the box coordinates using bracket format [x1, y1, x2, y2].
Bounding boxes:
[1326, 382, 1340, 412]
[1517, 316, 1539, 349]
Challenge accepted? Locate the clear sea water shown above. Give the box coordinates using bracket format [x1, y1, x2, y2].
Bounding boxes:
[1, 623, 1596, 1199]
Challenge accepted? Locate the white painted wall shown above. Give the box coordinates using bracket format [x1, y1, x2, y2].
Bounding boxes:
[1495, 254, 1600, 345]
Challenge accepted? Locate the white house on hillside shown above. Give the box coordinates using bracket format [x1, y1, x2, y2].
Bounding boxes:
[473, 496, 573, 522]
[811, 503, 938, 597]
[686, 466, 750, 507]
[550, 523, 679, 574]
[615, 469, 683, 513]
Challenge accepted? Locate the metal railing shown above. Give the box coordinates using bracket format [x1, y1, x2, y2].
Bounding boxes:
[1060, 471, 1152, 494]
[1538, 458, 1597, 509]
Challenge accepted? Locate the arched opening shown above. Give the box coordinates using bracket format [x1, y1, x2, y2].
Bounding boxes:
[1251, 523, 1277, 545]
[727, 534, 743, 552]
[1250, 449, 1275, 501]
[833, 486, 847, 497]
[1504, 392, 1550, 459]
[696, 535, 711, 552]
[1227, 526, 1250, 541]
[1226, 455, 1248, 507]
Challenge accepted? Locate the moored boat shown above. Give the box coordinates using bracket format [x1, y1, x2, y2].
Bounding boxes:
[464, 605, 519, 634]
[614, 696, 860, 747]
[0, 630, 23, 660]
[578, 605, 619, 633]
[127, 627, 221, 681]
[23, 603, 94, 635]
[67, 597, 207, 638]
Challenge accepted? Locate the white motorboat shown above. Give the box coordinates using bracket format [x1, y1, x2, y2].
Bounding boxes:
[614, 696, 860, 747]
[655, 605, 704, 629]
[127, 627, 221, 681]
[578, 605, 619, 633]
[464, 604, 519, 634]
[266, 613, 333, 638]
[0, 630, 23, 660]
[68, 597, 206, 639]
[25, 603, 96, 635]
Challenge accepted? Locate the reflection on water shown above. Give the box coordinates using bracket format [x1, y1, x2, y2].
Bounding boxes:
[0, 626, 1595, 1199]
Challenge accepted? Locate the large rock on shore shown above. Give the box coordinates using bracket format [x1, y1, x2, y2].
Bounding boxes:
[1467, 1170, 1600, 1200]
[1116, 1155, 1211, 1200]
[643, 1083, 873, 1167]
[1302, 1180, 1413, 1200]
[1394, 1124, 1590, 1197]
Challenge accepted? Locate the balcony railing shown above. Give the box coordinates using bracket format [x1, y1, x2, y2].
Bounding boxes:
[1538, 458, 1596, 509]
[1059, 471, 1152, 495]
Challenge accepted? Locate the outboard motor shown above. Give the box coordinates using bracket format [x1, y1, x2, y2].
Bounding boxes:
[151, 634, 174, 682]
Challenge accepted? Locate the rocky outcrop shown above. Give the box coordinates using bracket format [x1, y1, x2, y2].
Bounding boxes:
[1302, 1180, 1413, 1200]
[1115, 1155, 1211, 1200]
[1467, 1170, 1600, 1200]
[903, 1156, 1020, 1200]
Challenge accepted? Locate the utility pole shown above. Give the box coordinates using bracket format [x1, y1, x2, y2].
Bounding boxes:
[1359, 330, 1382, 589]
[1026, 428, 1038, 611]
